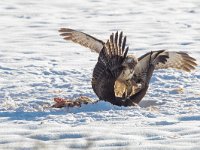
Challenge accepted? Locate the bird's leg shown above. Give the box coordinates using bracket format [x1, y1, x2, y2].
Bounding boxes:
[125, 80, 134, 96]
[115, 80, 133, 98]
[125, 79, 144, 96]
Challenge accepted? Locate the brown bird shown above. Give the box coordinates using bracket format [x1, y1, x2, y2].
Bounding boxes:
[59, 28, 197, 106]
[59, 28, 139, 97]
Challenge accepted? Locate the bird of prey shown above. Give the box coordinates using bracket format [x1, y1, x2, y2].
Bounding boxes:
[59, 28, 138, 97]
[58, 28, 197, 106]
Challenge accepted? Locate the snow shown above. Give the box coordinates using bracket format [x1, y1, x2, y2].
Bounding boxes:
[0, 0, 200, 149]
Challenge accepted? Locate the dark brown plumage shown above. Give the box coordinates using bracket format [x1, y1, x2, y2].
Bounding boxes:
[91, 31, 129, 105]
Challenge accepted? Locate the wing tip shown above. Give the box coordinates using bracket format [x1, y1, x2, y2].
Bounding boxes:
[181, 53, 198, 71]
[105, 31, 128, 57]
[58, 28, 74, 33]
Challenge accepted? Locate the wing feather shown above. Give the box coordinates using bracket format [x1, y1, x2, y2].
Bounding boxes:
[114, 31, 118, 55]
[59, 28, 104, 53]
[118, 32, 123, 55]
[92, 31, 129, 102]
[134, 50, 197, 87]
[155, 51, 197, 72]
[134, 50, 168, 83]
[131, 50, 197, 105]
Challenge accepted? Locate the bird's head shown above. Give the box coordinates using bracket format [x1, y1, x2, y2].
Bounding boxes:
[122, 54, 138, 70]
[117, 55, 138, 81]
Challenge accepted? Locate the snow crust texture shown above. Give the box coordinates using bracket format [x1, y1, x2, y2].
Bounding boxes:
[0, 0, 200, 149]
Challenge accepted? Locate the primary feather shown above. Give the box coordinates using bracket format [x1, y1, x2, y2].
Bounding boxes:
[59, 28, 104, 53]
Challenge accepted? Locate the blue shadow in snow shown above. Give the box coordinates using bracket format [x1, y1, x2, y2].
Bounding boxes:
[0, 101, 119, 121]
[0, 111, 58, 121]
[178, 115, 200, 121]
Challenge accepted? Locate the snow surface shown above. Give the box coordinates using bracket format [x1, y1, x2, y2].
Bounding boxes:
[0, 0, 200, 149]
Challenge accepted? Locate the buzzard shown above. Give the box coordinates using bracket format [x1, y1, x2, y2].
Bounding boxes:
[58, 28, 197, 106]
[59, 28, 138, 97]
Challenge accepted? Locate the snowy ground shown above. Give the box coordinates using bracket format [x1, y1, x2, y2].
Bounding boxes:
[0, 0, 200, 149]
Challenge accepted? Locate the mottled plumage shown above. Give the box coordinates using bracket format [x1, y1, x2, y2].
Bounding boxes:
[59, 28, 104, 53]
[155, 51, 197, 72]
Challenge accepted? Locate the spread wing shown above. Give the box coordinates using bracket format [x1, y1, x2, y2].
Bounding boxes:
[123, 50, 169, 104]
[59, 28, 104, 53]
[134, 50, 197, 86]
[137, 51, 197, 72]
[129, 50, 197, 104]
[92, 31, 129, 103]
[134, 50, 169, 84]
[155, 51, 197, 72]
